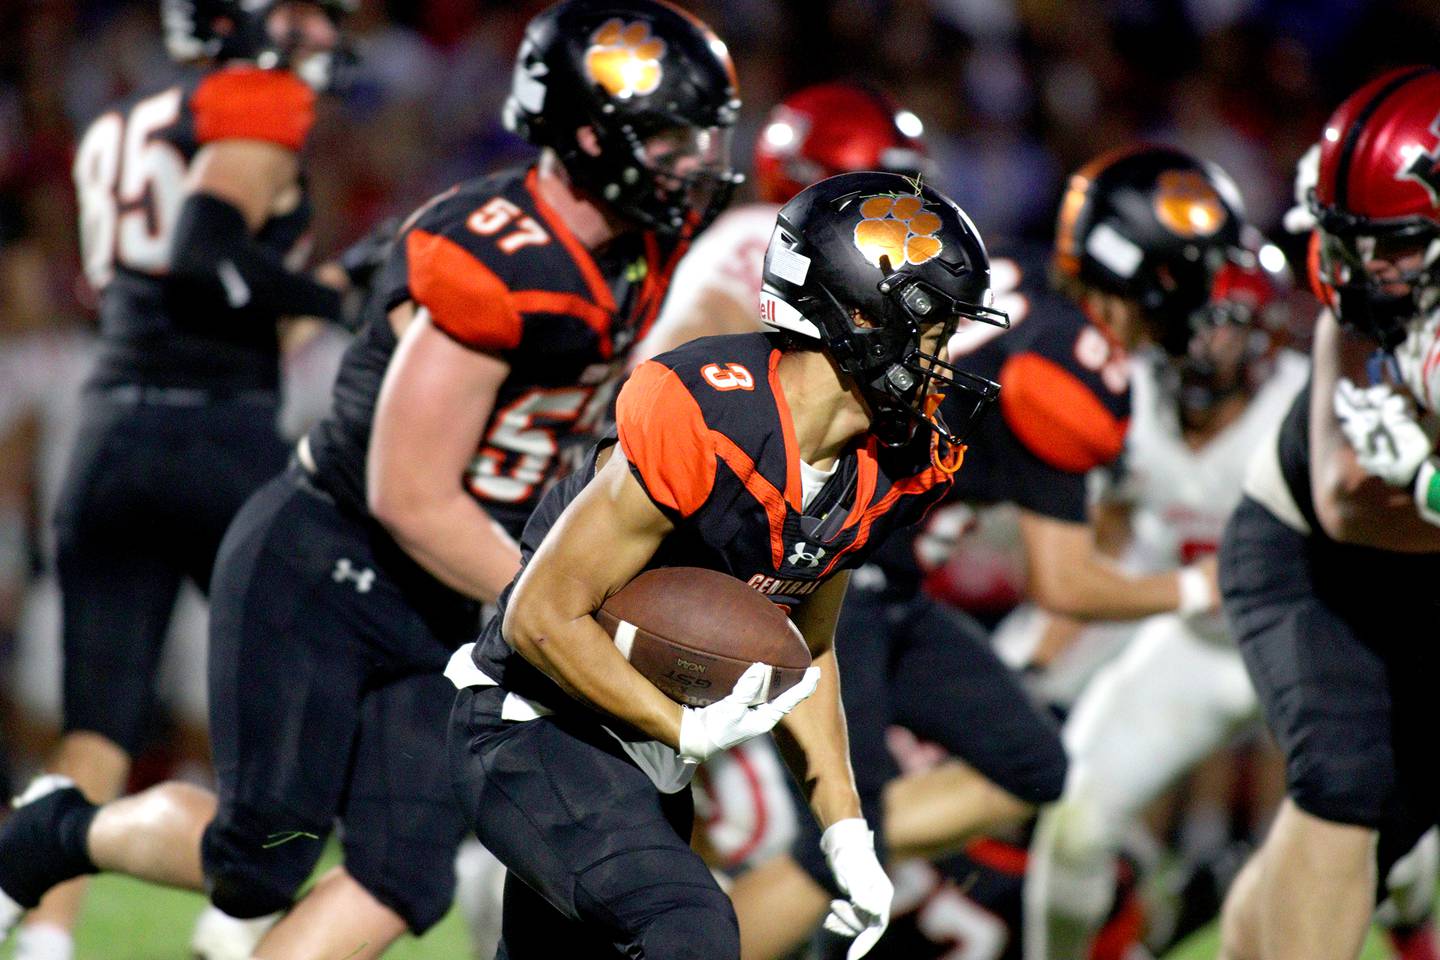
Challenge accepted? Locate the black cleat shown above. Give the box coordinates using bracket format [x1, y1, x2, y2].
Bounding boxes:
[0, 775, 99, 930]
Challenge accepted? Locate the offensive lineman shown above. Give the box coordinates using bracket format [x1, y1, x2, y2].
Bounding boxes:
[0, 2, 740, 958]
[23, 2, 356, 957]
[1218, 65, 1440, 960]
[446, 170, 1008, 958]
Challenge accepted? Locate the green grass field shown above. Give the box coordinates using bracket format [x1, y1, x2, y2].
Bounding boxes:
[0, 843, 473, 960]
[0, 852, 1402, 960]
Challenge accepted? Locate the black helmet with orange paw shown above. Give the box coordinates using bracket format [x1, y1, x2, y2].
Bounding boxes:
[1053, 145, 1246, 356]
[162, 0, 357, 90]
[759, 171, 1009, 458]
[504, 0, 742, 236]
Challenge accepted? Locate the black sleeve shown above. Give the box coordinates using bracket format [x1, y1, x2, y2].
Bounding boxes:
[170, 192, 342, 323]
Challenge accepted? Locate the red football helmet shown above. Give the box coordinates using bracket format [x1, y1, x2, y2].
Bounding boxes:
[1310, 65, 1440, 347]
[1180, 229, 1295, 423]
[753, 83, 930, 205]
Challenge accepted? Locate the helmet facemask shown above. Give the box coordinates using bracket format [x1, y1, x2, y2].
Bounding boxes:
[589, 120, 741, 237]
[1311, 211, 1440, 348]
[805, 263, 1006, 455]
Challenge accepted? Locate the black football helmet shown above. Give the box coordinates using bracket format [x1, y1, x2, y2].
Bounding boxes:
[1053, 145, 1246, 356]
[504, 0, 742, 236]
[759, 172, 1009, 465]
[161, 0, 356, 90]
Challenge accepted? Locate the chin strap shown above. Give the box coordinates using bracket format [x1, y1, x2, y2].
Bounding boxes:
[923, 392, 966, 474]
[931, 434, 965, 474]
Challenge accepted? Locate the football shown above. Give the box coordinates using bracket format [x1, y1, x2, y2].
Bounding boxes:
[595, 567, 813, 707]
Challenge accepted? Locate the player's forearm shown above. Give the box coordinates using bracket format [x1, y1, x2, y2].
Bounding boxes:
[504, 595, 683, 746]
[776, 648, 862, 829]
[170, 192, 342, 322]
[374, 491, 521, 603]
[1029, 555, 1183, 621]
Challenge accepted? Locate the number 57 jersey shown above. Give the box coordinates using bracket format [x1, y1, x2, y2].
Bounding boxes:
[306, 167, 684, 538]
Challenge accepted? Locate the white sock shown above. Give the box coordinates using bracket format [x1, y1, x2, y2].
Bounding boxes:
[189, 905, 281, 960]
[0, 888, 24, 940]
[455, 839, 507, 960]
[14, 923, 73, 960]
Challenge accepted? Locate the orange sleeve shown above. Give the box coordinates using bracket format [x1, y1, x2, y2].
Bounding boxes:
[1000, 353, 1128, 473]
[191, 66, 316, 151]
[406, 229, 523, 352]
[616, 362, 716, 518]
[1306, 230, 1336, 309]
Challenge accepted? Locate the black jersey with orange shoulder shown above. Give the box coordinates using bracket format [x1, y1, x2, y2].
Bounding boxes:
[74, 65, 318, 393]
[305, 166, 683, 537]
[469, 332, 955, 712]
[866, 244, 1133, 595]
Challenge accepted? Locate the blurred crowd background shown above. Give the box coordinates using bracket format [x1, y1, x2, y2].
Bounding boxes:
[1, 0, 1439, 781]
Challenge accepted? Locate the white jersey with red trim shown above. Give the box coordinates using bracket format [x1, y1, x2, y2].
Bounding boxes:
[650, 203, 778, 330]
[1116, 348, 1309, 579]
[694, 737, 799, 871]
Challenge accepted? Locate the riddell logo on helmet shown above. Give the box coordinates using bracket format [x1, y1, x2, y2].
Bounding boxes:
[1152, 170, 1227, 238]
[584, 19, 666, 99]
[853, 194, 943, 268]
[1397, 111, 1440, 207]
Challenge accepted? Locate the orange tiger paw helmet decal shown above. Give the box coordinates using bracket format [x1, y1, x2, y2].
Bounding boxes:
[854, 194, 944, 268]
[584, 19, 667, 99]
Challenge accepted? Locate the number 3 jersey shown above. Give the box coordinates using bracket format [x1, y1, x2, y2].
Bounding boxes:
[73, 65, 318, 392]
[464, 332, 956, 716]
[305, 167, 683, 538]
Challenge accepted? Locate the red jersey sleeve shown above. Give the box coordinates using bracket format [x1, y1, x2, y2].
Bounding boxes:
[999, 352, 1128, 473]
[191, 66, 316, 151]
[406, 229, 523, 352]
[616, 361, 717, 518]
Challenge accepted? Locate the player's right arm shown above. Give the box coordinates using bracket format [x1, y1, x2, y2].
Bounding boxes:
[367, 303, 522, 604]
[1309, 309, 1440, 551]
[167, 67, 343, 322]
[502, 444, 684, 745]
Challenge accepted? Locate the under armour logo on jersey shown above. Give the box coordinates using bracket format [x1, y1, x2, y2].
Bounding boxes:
[332, 558, 375, 593]
[1399, 111, 1440, 207]
[787, 541, 826, 568]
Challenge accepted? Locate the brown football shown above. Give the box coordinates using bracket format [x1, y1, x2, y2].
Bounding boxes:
[595, 567, 812, 708]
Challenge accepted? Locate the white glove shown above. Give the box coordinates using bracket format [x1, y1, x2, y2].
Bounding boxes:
[820, 818, 893, 959]
[1334, 377, 1435, 486]
[677, 663, 820, 764]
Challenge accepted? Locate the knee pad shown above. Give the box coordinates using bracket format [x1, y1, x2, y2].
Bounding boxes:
[206, 869, 299, 922]
[1022, 738, 1069, 806]
[345, 836, 458, 934]
[1288, 754, 1392, 829]
[201, 812, 324, 920]
[637, 890, 739, 960]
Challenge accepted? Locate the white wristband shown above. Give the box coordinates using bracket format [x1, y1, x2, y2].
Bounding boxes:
[1414, 456, 1440, 528]
[1176, 564, 1214, 617]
